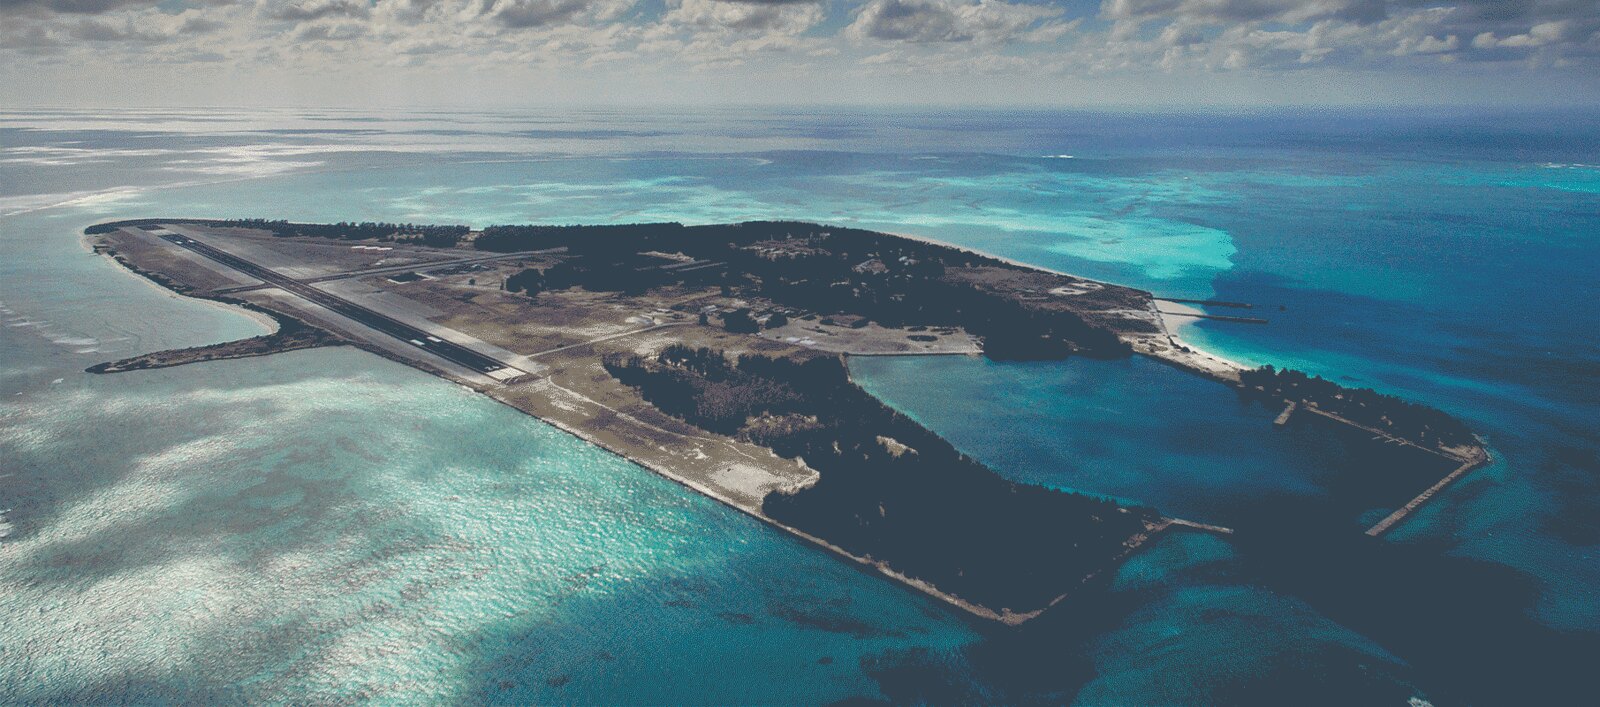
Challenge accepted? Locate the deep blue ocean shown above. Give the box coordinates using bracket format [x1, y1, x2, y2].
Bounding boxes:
[2, 107, 1596, 704]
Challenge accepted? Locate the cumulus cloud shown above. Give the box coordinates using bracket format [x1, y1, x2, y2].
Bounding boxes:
[60, 8, 225, 43]
[486, 0, 588, 28]
[0, 0, 150, 17]
[372, 0, 443, 25]
[1102, 0, 1390, 25]
[665, 0, 825, 33]
[1394, 32, 1459, 55]
[257, 0, 370, 22]
[0, 0, 1596, 94]
[639, 0, 831, 65]
[846, 0, 1065, 44]
[293, 18, 367, 40]
[70, 17, 169, 41]
[1473, 19, 1582, 48]
[1096, 0, 1600, 68]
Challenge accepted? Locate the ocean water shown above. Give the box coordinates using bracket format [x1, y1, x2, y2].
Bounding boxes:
[2, 346, 970, 703]
[849, 354, 1454, 529]
[2, 107, 1597, 703]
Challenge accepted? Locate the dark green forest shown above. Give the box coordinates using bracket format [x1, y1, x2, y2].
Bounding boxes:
[604, 345, 1156, 612]
[1240, 366, 1476, 451]
[490, 220, 1131, 358]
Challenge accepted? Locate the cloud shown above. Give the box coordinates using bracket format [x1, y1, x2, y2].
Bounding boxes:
[1101, 0, 1389, 25]
[0, 0, 150, 17]
[293, 18, 367, 40]
[62, 8, 226, 43]
[640, 0, 830, 65]
[487, 0, 591, 28]
[373, 0, 443, 24]
[846, 0, 1064, 44]
[1472, 19, 1581, 48]
[257, 0, 369, 22]
[1394, 32, 1459, 55]
[0, 0, 1595, 97]
[663, 0, 825, 33]
[1096, 0, 1600, 67]
[2, 22, 63, 48]
[70, 17, 169, 40]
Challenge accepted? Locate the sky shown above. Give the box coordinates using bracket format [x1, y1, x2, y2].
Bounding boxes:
[2, 0, 1598, 108]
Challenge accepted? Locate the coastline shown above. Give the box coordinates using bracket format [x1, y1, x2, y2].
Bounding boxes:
[884, 229, 1251, 382]
[485, 384, 1048, 626]
[190, 296, 281, 335]
[81, 223, 1180, 626]
[491, 385, 1233, 626]
[80, 233, 341, 373]
[80, 230, 281, 336]
[80, 217, 1477, 621]
[884, 230, 1120, 286]
[1150, 300, 1252, 379]
[885, 228, 1491, 538]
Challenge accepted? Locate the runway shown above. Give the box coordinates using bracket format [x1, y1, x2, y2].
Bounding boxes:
[149, 228, 523, 378]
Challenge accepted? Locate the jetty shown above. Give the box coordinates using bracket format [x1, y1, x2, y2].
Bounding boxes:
[1154, 296, 1254, 309]
[1273, 401, 1298, 426]
[1155, 308, 1270, 324]
[1275, 404, 1491, 537]
[1366, 446, 1491, 536]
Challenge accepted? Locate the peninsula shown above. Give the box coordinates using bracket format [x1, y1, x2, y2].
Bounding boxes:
[83, 218, 1487, 623]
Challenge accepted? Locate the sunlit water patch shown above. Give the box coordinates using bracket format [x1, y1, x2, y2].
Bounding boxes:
[1041, 216, 1235, 281]
[0, 348, 974, 703]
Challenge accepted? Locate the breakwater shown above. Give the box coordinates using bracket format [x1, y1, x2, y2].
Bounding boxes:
[1365, 447, 1492, 536]
[1154, 297, 1255, 309]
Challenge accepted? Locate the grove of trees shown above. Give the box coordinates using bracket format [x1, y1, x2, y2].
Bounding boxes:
[604, 345, 1156, 612]
[1240, 365, 1475, 450]
[481, 220, 1131, 359]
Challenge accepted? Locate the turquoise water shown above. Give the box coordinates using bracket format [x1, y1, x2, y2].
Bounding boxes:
[3, 108, 1597, 703]
[3, 329, 973, 704]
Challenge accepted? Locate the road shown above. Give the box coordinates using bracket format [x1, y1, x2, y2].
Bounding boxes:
[526, 321, 690, 359]
[152, 230, 520, 376]
[212, 249, 563, 294]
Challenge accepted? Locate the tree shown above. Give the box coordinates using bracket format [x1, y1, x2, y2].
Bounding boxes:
[505, 268, 545, 296]
[722, 308, 759, 334]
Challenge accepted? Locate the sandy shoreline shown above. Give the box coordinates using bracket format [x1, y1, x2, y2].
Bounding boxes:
[885, 230, 1121, 286]
[1152, 300, 1252, 371]
[191, 297, 281, 335]
[482, 385, 1037, 625]
[884, 229, 1252, 380]
[80, 230, 281, 336]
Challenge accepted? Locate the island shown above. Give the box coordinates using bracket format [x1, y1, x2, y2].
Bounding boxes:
[82, 217, 1489, 624]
